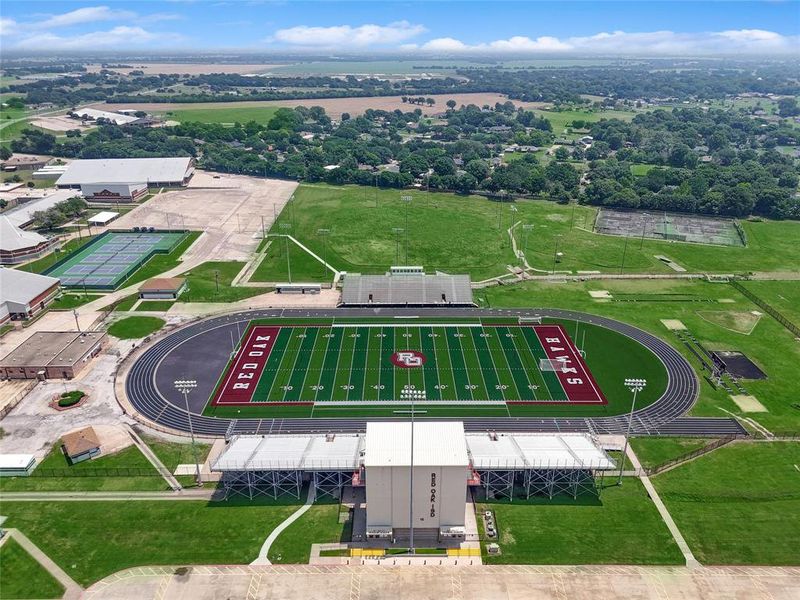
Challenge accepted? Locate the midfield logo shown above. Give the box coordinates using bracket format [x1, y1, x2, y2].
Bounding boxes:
[391, 350, 426, 368]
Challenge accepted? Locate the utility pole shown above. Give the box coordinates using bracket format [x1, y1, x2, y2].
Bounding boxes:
[552, 235, 562, 275]
[72, 309, 81, 332]
[522, 224, 534, 269]
[570, 202, 577, 230]
[619, 234, 629, 275]
[392, 228, 404, 265]
[639, 212, 649, 249]
[317, 228, 330, 278]
[619, 378, 646, 485]
[174, 379, 202, 487]
[401, 195, 412, 264]
[214, 269, 219, 294]
[280, 222, 292, 283]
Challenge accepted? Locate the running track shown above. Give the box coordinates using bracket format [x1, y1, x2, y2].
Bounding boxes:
[124, 308, 747, 437]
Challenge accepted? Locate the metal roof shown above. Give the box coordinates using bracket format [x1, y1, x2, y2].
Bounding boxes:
[4, 190, 81, 228]
[86, 211, 119, 225]
[212, 433, 364, 472]
[365, 421, 469, 468]
[71, 108, 139, 125]
[466, 433, 615, 470]
[56, 157, 193, 186]
[0, 268, 59, 303]
[341, 274, 474, 306]
[0, 454, 35, 470]
[0, 217, 49, 251]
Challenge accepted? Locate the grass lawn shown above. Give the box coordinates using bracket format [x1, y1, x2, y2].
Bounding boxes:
[134, 300, 175, 312]
[140, 433, 211, 488]
[161, 106, 281, 125]
[1, 498, 299, 586]
[255, 184, 800, 282]
[739, 280, 800, 326]
[0, 538, 65, 599]
[630, 437, 711, 471]
[0, 443, 167, 492]
[268, 501, 348, 564]
[478, 478, 684, 565]
[475, 278, 800, 432]
[630, 164, 657, 177]
[49, 293, 104, 310]
[653, 442, 800, 565]
[112, 294, 139, 312]
[252, 238, 332, 283]
[182, 261, 271, 302]
[107, 316, 165, 340]
[539, 107, 638, 138]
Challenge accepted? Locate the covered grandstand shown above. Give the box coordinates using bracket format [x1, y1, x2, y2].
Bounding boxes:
[211, 427, 614, 501]
[340, 273, 474, 307]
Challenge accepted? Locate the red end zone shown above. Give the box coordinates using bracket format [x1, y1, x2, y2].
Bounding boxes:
[211, 326, 279, 406]
[533, 324, 607, 404]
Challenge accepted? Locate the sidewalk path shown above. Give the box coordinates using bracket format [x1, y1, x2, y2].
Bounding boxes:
[122, 423, 183, 491]
[627, 444, 699, 568]
[2, 528, 83, 600]
[251, 484, 316, 566]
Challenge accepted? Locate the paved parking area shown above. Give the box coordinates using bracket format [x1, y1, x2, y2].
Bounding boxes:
[85, 564, 800, 600]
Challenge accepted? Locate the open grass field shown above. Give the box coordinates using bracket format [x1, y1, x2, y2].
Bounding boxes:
[253, 185, 800, 283]
[0, 538, 65, 599]
[204, 316, 667, 419]
[268, 500, 347, 563]
[652, 442, 800, 565]
[475, 278, 800, 432]
[0, 498, 299, 586]
[107, 316, 165, 340]
[182, 261, 271, 302]
[539, 108, 638, 138]
[0, 443, 166, 492]
[629, 437, 711, 471]
[478, 478, 684, 565]
[739, 280, 800, 325]
[163, 105, 281, 125]
[140, 433, 211, 488]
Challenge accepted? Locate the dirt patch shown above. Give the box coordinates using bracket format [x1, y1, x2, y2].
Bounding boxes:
[85, 63, 280, 75]
[696, 311, 761, 335]
[661, 319, 687, 331]
[90, 93, 551, 120]
[29, 115, 94, 132]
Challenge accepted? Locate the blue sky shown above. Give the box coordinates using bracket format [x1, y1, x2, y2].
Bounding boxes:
[1, 1, 798, 54]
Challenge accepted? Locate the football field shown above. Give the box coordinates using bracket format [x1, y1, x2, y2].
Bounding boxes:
[210, 322, 606, 409]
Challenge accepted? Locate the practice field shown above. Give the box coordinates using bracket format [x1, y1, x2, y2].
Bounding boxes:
[210, 321, 607, 413]
[43, 230, 185, 290]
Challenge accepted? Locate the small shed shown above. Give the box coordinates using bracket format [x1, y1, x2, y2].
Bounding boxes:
[0, 454, 36, 477]
[61, 426, 101, 464]
[87, 211, 119, 226]
[138, 277, 187, 300]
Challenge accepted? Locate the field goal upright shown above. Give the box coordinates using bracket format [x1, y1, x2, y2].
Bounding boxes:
[518, 316, 542, 325]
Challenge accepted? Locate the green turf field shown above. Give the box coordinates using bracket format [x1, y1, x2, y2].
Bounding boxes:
[163, 106, 281, 125]
[204, 317, 668, 419]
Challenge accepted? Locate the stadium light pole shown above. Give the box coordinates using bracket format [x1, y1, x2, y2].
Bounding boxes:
[401, 195, 412, 264]
[392, 228, 404, 266]
[399, 386, 426, 556]
[522, 224, 534, 269]
[280, 222, 292, 283]
[174, 379, 202, 487]
[619, 378, 646, 485]
[317, 228, 330, 279]
[619, 234, 629, 275]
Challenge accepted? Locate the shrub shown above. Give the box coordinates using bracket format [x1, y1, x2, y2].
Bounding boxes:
[58, 390, 85, 407]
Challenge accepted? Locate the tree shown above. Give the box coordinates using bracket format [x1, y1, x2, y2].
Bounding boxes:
[446, 99, 457, 110]
[455, 173, 477, 194]
[465, 159, 490, 181]
[554, 146, 570, 161]
[341, 112, 351, 121]
[777, 97, 799, 118]
[0, 146, 11, 161]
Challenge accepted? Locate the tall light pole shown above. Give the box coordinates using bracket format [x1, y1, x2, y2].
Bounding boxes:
[392, 227, 404, 266]
[522, 224, 534, 268]
[619, 378, 646, 485]
[280, 222, 292, 283]
[399, 386, 426, 555]
[401, 195, 412, 264]
[639, 213, 650, 249]
[174, 379, 202, 487]
[317, 228, 330, 279]
[619, 234, 629, 275]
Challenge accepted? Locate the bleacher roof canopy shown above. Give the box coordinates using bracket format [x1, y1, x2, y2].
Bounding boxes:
[466, 433, 614, 470]
[212, 434, 364, 472]
[341, 274, 473, 306]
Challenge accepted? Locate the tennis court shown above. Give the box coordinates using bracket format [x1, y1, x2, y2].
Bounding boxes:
[44, 230, 186, 290]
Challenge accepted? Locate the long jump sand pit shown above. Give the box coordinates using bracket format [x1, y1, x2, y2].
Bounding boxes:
[109, 172, 297, 263]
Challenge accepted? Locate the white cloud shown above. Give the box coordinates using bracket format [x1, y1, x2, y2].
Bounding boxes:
[12, 26, 184, 50]
[33, 6, 136, 29]
[413, 29, 797, 55]
[0, 18, 18, 37]
[272, 21, 426, 48]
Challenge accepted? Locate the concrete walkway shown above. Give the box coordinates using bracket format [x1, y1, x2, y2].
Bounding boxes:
[626, 444, 699, 568]
[251, 484, 316, 566]
[1, 528, 83, 600]
[1, 489, 218, 502]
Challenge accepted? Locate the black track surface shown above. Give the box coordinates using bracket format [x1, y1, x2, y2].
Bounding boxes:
[125, 308, 747, 437]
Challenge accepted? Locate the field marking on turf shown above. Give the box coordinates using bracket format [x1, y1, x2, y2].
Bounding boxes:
[275, 327, 308, 402]
[331, 323, 481, 328]
[348, 327, 370, 402]
[313, 327, 334, 403]
[450, 327, 474, 401]
[482, 329, 523, 412]
[505, 327, 542, 401]
[550, 324, 605, 403]
[460, 326, 492, 401]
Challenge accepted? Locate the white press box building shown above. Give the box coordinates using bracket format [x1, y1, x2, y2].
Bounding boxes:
[212, 422, 614, 543]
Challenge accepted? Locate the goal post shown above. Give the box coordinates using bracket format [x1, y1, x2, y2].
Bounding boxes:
[539, 358, 565, 372]
[518, 316, 542, 325]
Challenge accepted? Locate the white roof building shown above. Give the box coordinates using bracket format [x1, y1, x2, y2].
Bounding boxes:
[3, 189, 81, 228]
[86, 211, 119, 226]
[0, 268, 60, 316]
[56, 157, 195, 188]
[70, 108, 139, 126]
[365, 421, 469, 467]
[0, 216, 49, 252]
